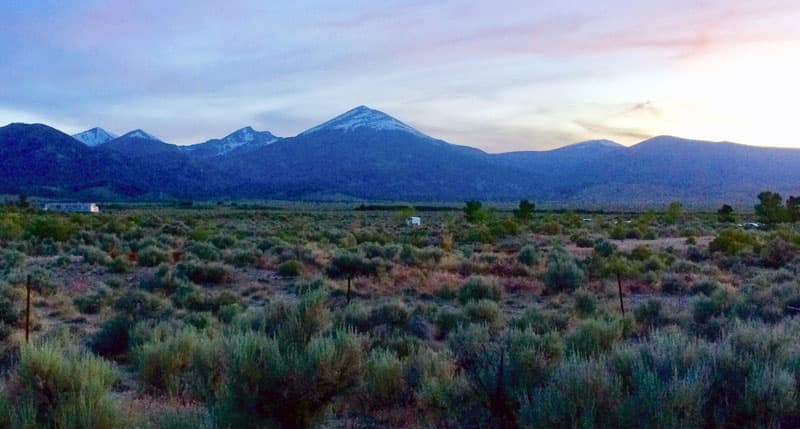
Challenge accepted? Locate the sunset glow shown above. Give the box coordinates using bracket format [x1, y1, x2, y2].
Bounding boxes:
[2, 0, 800, 151]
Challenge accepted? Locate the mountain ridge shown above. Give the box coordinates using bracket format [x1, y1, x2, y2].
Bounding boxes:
[2, 106, 799, 206]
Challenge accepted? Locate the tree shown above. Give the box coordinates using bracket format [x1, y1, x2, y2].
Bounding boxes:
[755, 191, 787, 225]
[513, 200, 535, 223]
[663, 201, 683, 224]
[787, 196, 800, 223]
[601, 255, 636, 317]
[463, 200, 488, 223]
[17, 193, 29, 209]
[326, 252, 378, 304]
[717, 204, 735, 223]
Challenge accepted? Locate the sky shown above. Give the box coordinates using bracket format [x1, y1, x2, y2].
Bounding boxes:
[2, 0, 800, 152]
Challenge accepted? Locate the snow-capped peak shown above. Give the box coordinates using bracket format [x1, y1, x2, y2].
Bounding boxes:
[72, 127, 117, 147]
[121, 129, 161, 141]
[562, 139, 624, 150]
[299, 105, 427, 137]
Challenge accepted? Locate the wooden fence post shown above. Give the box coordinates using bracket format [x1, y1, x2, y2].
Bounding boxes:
[25, 275, 31, 343]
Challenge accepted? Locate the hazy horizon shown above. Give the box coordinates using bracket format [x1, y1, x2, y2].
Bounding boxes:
[3, 1, 800, 151]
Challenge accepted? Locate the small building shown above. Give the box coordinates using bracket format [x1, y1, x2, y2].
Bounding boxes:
[43, 202, 100, 214]
[741, 222, 762, 230]
[406, 216, 421, 226]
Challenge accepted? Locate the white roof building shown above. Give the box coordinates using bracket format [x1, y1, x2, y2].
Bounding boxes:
[43, 202, 100, 213]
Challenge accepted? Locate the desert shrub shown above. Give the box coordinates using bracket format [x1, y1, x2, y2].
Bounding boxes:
[177, 260, 235, 284]
[761, 238, 795, 268]
[138, 245, 169, 267]
[217, 329, 364, 429]
[73, 287, 111, 314]
[458, 276, 503, 304]
[226, 247, 259, 268]
[573, 288, 597, 318]
[593, 240, 616, 258]
[693, 289, 734, 325]
[463, 299, 502, 327]
[108, 256, 131, 273]
[0, 296, 19, 326]
[634, 299, 666, 328]
[660, 273, 689, 295]
[134, 328, 224, 401]
[98, 233, 121, 254]
[516, 245, 539, 266]
[709, 228, 760, 255]
[690, 278, 720, 296]
[90, 316, 132, 357]
[434, 308, 467, 338]
[447, 323, 564, 426]
[370, 301, 410, 328]
[114, 289, 168, 320]
[512, 307, 570, 334]
[277, 259, 304, 277]
[26, 216, 76, 242]
[210, 234, 236, 249]
[565, 318, 624, 357]
[519, 356, 622, 428]
[4, 341, 122, 428]
[361, 349, 408, 409]
[78, 245, 113, 266]
[249, 290, 332, 346]
[217, 303, 244, 323]
[187, 241, 221, 261]
[544, 245, 584, 292]
[1, 249, 26, 270]
[629, 245, 652, 261]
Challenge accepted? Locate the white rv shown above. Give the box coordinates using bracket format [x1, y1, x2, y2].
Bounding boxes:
[43, 202, 100, 213]
[406, 216, 421, 226]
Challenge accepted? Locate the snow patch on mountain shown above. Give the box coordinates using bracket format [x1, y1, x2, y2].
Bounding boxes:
[122, 129, 161, 141]
[183, 127, 281, 157]
[300, 106, 427, 138]
[72, 127, 117, 147]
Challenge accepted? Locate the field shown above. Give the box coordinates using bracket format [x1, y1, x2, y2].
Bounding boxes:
[0, 200, 799, 428]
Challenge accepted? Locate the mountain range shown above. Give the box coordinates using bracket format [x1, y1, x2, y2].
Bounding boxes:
[3, 105, 799, 207]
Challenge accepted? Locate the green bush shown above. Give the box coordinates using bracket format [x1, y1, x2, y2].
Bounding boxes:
[177, 260, 235, 284]
[4, 341, 122, 428]
[187, 241, 221, 261]
[26, 216, 76, 242]
[370, 301, 410, 328]
[1, 249, 26, 270]
[463, 299, 502, 327]
[660, 273, 689, 295]
[79, 245, 112, 266]
[565, 318, 624, 356]
[90, 316, 132, 357]
[361, 349, 408, 409]
[573, 288, 597, 318]
[138, 245, 169, 267]
[516, 245, 539, 266]
[544, 245, 584, 292]
[458, 276, 503, 304]
[217, 329, 364, 428]
[709, 228, 760, 255]
[74, 288, 111, 314]
[277, 259, 304, 277]
[134, 328, 224, 401]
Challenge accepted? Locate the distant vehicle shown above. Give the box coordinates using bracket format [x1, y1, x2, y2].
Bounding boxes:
[741, 222, 762, 230]
[406, 216, 421, 226]
[43, 202, 100, 213]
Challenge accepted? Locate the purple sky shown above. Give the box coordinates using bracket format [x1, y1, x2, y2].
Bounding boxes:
[2, 0, 800, 151]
